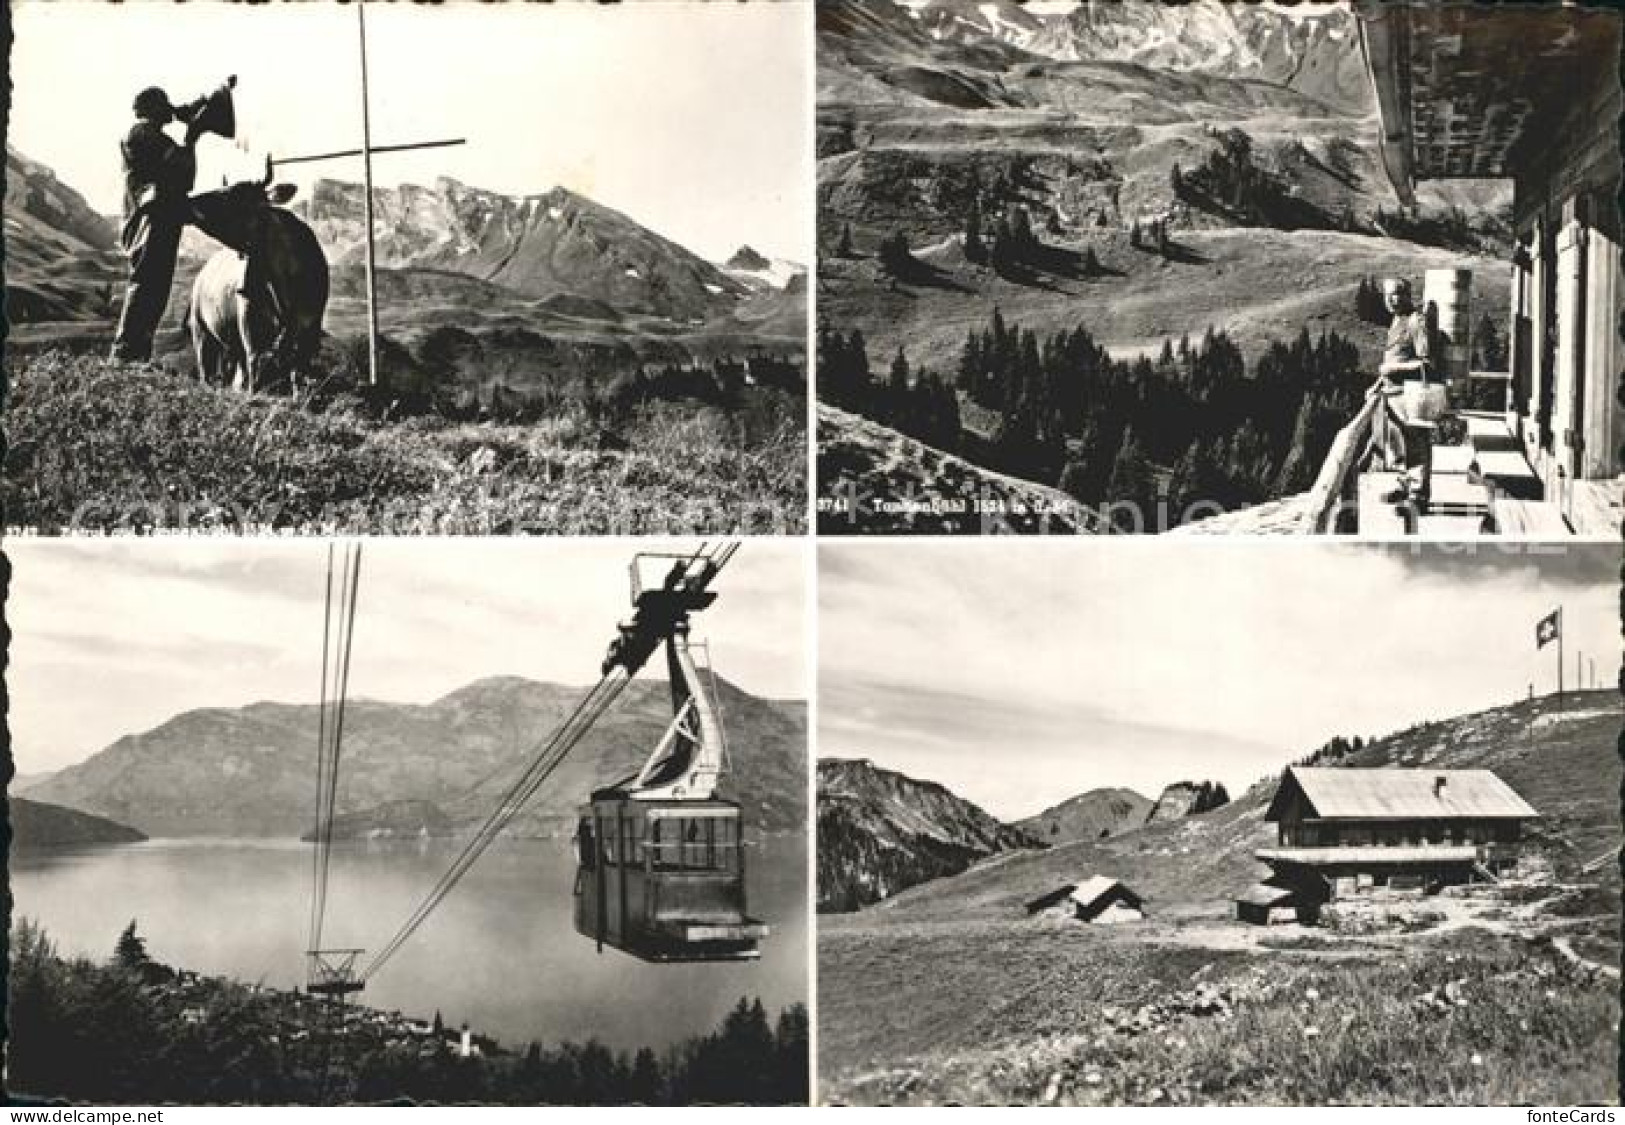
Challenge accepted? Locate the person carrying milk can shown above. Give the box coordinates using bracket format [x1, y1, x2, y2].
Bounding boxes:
[1365, 276, 1444, 506]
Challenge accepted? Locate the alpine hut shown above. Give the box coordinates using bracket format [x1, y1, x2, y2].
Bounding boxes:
[1236, 766, 1537, 923]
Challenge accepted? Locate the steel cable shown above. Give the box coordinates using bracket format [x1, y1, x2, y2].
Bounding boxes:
[361, 669, 630, 981]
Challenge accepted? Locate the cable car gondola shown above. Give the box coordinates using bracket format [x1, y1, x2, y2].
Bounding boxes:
[350, 543, 764, 986]
[573, 547, 767, 963]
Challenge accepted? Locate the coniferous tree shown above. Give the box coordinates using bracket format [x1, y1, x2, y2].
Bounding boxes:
[1105, 428, 1154, 531]
[887, 347, 911, 421]
[964, 199, 986, 264]
[628, 1047, 663, 1105]
[878, 231, 914, 276]
[114, 921, 150, 971]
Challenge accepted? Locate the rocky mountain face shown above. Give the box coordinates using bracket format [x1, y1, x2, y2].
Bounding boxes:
[727, 246, 773, 272]
[817, 757, 1044, 912]
[299, 179, 747, 321]
[1144, 780, 1232, 825]
[912, 0, 1048, 52]
[1016, 787, 1152, 845]
[899, 1, 1367, 111]
[5, 146, 123, 322]
[10, 797, 146, 851]
[818, 0, 1386, 254]
[6, 146, 117, 253]
[29, 676, 806, 840]
[721, 245, 807, 295]
[1028, 2, 1368, 112]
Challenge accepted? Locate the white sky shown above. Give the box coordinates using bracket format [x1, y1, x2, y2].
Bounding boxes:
[9, 0, 811, 263]
[820, 541, 1617, 821]
[7, 540, 807, 776]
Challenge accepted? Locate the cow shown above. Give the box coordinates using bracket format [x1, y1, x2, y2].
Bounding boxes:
[187, 161, 329, 394]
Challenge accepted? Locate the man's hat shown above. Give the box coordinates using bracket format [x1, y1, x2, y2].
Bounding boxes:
[132, 87, 172, 119]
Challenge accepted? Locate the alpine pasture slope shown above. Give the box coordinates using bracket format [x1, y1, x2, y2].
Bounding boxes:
[4, 150, 807, 533]
[816, 0, 1510, 527]
[818, 691, 1620, 1105]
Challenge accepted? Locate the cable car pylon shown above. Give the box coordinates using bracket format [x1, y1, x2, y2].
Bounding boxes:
[306, 542, 365, 1003]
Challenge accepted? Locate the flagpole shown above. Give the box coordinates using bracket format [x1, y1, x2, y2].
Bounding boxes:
[1556, 605, 1563, 701]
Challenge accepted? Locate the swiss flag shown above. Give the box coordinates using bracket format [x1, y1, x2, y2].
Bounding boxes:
[1535, 609, 1561, 649]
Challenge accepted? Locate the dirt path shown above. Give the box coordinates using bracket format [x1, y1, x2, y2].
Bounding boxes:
[1552, 936, 1620, 980]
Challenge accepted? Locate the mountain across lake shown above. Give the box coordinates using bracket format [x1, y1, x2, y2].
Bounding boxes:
[29, 676, 806, 840]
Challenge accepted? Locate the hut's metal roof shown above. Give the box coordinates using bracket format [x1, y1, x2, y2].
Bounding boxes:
[1022, 884, 1077, 914]
[1267, 767, 1538, 822]
[1070, 875, 1139, 909]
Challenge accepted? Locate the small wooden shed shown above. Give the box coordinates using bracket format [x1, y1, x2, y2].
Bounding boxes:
[1235, 883, 1298, 926]
[1025, 875, 1145, 924]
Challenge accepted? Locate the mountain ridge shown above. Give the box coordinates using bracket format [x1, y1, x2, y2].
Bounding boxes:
[1015, 786, 1153, 844]
[298, 178, 748, 321]
[29, 675, 806, 840]
[10, 797, 147, 851]
[817, 756, 1045, 912]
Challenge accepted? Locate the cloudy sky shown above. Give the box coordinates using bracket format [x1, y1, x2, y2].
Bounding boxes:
[10, 0, 811, 262]
[820, 541, 1617, 821]
[8, 540, 806, 776]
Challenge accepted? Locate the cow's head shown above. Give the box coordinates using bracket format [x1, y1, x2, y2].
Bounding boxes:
[190, 156, 299, 253]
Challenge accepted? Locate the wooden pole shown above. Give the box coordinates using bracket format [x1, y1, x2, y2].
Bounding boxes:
[273, 138, 465, 168]
[358, 0, 379, 387]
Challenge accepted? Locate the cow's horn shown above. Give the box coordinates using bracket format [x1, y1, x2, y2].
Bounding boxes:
[261, 154, 273, 188]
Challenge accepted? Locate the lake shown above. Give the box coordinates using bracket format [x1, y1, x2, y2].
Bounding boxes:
[11, 834, 808, 1052]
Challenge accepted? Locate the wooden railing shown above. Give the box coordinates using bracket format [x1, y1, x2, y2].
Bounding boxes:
[1301, 391, 1385, 534]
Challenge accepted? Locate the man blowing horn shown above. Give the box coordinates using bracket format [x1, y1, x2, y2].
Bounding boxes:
[110, 81, 240, 363]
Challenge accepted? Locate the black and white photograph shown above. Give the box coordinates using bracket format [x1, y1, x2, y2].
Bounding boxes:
[5, 0, 811, 534]
[1, 0, 1621, 1115]
[817, 540, 1617, 1104]
[814, 0, 1622, 536]
[5, 539, 809, 1104]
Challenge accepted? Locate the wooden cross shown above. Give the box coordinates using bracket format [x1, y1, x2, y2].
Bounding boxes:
[264, 2, 465, 386]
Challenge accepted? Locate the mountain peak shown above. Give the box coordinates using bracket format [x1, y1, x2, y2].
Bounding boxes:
[1015, 786, 1154, 845]
[727, 245, 772, 271]
[298, 174, 744, 319]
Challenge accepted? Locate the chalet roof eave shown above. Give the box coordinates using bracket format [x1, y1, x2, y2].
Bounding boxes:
[1258, 844, 1483, 866]
[1355, 0, 1418, 209]
[1287, 812, 1536, 823]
